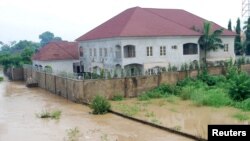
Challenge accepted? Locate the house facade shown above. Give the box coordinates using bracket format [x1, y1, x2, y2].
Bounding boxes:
[32, 41, 82, 74]
[76, 7, 235, 76]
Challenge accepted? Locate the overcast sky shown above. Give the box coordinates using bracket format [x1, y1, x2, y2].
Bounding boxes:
[0, 0, 242, 44]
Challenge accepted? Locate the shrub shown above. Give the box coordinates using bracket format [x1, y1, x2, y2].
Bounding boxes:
[50, 110, 62, 119]
[229, 72, 250, 101]
[180, 86, 232, 107]
[179, 86, 195, 100]
[111, 94, 124, 101]
[138, 84, 181, 101]
[91, 95, 111, 114]
[36, 109, 61, 119]
[234, 98, 250, 111]
[195, 89, 232, 107]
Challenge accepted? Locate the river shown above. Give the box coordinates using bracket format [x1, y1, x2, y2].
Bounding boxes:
[0, 73, 192, 141]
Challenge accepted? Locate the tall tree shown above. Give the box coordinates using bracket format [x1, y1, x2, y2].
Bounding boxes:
[39, 31, 54, 47]
[244, 17, 250, 55]
[39, 31, 62, 47]
[228, 19, 232, 31]
[198, 21, 224, 65]
[235, 18, 241, 55]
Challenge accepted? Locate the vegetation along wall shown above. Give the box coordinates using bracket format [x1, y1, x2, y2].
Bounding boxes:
[22, 64, 250, 104]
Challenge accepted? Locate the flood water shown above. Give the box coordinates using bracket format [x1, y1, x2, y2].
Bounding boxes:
[112, 97, 250, 139]
[0, 73, 192, 141]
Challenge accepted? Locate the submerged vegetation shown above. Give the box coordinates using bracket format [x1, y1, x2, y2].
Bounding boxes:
[64, 127, 82, 141]
[36, 109, 62, 119]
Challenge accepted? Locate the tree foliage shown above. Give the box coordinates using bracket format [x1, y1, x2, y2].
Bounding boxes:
[234, 18, 242, 55]
[228, 19, 232, 31]
[198, 21, 224, 65]
[0, 40, 39, 71]
[39, 31, 62, 47]
[244, 17, 250, 55]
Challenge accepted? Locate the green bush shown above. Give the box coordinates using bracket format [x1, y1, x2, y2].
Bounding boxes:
[0, 76, 3, 81]
[194, 89, 232, 107]
[91, 95, 111, 114]
[229, 72, 250, 101]
[111, 94, 124, 101]
[179, 86, 195, 100]
[138, 84, 181, 101]
[180, 86, 232, 107]
[234, 98, 250, 111]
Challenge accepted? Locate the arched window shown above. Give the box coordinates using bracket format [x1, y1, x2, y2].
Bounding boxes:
[183, 43, 198, 55]
[124, 45, 136, 58]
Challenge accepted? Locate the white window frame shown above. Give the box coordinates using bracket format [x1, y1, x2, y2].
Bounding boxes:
[160, 46, 166, 56]
[224, 44, 229, 52]
[147, 46, 153, 56]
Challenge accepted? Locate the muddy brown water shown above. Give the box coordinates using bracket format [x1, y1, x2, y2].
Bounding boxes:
[112, 97, 250, 139]
[0, 75, 192, 141]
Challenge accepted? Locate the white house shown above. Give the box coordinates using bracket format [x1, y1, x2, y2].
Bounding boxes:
[32, 41, 82, 74]
[76, 7, 235, 76]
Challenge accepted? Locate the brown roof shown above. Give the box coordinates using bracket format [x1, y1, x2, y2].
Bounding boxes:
[32, 41, 79, 61]
[76, 7, 235, 41]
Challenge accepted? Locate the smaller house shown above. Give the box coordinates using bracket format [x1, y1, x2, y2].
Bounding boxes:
[32, 41, 82, 74]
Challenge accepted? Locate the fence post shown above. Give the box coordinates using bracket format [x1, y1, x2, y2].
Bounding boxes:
[124, 77, 128, 98]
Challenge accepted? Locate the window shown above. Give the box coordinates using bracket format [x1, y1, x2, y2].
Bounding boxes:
[94, 48, 96, 56]
[79, 46, 83, 57]
[115, 45, 121, 58]
[172, 45, 177, 49]
[224, 44, 229, 52]
[89, 48, 92, 56]
[147, 46, 153, 56]
[124, 45, 136, 58]
[104, 48, 108, 57]
[160, 46, 166, 56]
[99, 48, 102, 56]
[148, 69, 154, 75]
[183, 43, 198, 55]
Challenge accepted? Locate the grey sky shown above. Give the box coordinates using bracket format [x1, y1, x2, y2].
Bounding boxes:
[0, 0, 242, 44]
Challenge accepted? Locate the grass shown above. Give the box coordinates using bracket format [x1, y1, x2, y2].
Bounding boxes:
[172, 125, 182, 131]
[233, 113, 250, 121]
[136, 71, 250, 111]
[138, 84, 180, 101]
[113, 103, 140, 117]
[145, 111, 155, 117]
[150, 118, 162, 125]
[234, 98, 250, 111]
[100, 134, 109, 141]
[64, 127, 82, 141]
[111, 94, 124, 101]
[36, 109, 61, 119]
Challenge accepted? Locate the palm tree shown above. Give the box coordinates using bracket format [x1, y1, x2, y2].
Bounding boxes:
[235, 39, 250, 56]
[198, 21, 224, 65]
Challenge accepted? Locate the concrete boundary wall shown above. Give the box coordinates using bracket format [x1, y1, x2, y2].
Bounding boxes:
[22, 64, 250, 103]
